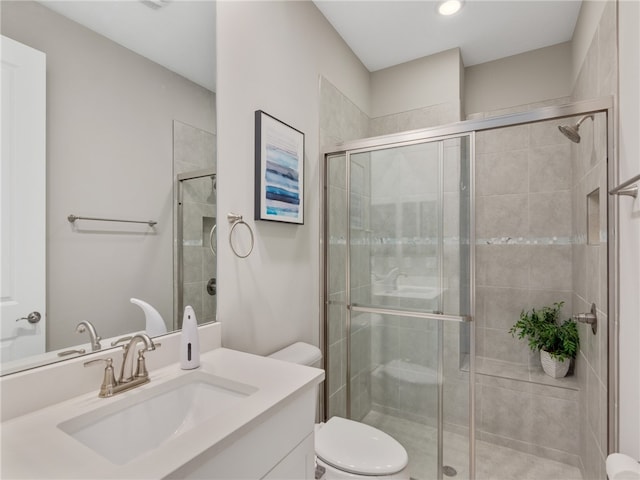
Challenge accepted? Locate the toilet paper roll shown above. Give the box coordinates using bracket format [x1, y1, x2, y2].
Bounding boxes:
[606, 453, 640, 479]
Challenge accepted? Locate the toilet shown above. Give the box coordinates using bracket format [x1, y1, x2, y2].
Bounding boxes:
[269, 342, 410, 479]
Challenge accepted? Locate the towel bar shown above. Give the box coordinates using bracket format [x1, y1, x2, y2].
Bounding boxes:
[68, 214, 157, 227]
[609, 173, 640, 198]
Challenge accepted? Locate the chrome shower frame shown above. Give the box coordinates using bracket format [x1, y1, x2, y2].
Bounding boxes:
[175, 168, 216, 329]
[320, 96, 617, 480]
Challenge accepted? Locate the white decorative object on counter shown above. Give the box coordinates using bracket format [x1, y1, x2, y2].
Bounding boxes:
[130, 298, 167, 337]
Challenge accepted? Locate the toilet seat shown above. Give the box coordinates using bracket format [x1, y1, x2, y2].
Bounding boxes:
[315, 417, 408, 476]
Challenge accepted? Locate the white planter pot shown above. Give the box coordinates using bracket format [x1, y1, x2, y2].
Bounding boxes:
[540, 350, 570, 378]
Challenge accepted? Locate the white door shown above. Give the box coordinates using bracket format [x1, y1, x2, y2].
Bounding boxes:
[0, 35, 46, 363]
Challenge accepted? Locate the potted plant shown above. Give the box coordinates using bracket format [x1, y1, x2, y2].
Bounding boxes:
[509, 301, 579, 378]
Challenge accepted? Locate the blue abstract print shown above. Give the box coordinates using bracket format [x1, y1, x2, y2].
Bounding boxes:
[264, 144, 300, 218]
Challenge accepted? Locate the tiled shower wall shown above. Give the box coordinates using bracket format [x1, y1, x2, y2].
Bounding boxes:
[321, 77, 370, 420]
[475, 119, 574, 370]
[470, 110, 582, 467]
[369, 101, 462, 136]
[467, 3, 616, 474]
[570, 1, 616, 478]
[173, 120, 217, 328]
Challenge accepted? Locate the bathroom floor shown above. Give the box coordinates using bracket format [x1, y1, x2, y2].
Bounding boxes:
[362, 410, 583, 480]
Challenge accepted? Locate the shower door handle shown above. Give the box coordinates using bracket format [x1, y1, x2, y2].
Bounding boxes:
[350, 304, 471, 323]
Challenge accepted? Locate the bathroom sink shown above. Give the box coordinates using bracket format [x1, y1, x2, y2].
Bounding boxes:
[58, 371, 257, 465]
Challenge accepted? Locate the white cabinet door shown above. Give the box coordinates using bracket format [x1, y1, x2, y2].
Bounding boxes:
[262, 434, 315, 480]
[1, 35, 46, 362]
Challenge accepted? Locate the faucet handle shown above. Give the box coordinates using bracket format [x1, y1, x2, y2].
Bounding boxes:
[84, 357, 112, 367]
[133, 342, 160, 378]
[84, 358, 116, 398]
[134, 350, 149, 378]
[57, 348, 87, 357]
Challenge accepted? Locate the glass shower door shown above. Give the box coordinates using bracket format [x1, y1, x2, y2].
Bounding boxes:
[176, 170, 217, 329]
[325, 134, 472, 480]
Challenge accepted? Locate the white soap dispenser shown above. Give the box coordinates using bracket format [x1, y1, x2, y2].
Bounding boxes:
[180, 305, 200, 370]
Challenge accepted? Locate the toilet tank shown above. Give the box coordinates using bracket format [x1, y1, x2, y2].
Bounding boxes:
[268, 342, 322, 368]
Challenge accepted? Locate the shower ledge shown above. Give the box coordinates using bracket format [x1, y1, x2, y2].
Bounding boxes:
[471, 356, 579, 390]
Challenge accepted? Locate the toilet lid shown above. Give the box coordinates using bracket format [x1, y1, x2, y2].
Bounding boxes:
[316, 417, 408, 476]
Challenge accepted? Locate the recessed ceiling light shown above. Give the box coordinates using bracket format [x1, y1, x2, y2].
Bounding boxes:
[438, 0, 463, 16]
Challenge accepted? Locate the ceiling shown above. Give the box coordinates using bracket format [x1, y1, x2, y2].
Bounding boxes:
[38, 0, 583, 91]
[313, 0, 582, 71]
[39, 0, 217, 91]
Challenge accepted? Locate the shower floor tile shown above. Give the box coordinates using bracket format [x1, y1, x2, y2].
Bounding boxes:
[362, 410, 583, 480]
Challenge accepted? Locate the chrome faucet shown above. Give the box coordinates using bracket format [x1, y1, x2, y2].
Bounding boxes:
[118, 333, 156, 384]
[76, 321, 102, 351]
[84, 333, 157, 398]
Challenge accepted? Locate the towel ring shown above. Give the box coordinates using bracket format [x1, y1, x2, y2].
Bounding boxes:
[227, 213, 254, 258]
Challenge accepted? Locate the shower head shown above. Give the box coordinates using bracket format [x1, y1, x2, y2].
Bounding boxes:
[558, 124, 581, 143]
[558, 115, 594, 143]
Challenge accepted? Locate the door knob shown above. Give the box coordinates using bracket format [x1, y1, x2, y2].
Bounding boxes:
[16, 311, 41, 324]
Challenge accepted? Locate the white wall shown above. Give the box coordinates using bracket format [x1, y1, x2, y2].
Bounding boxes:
[465, 43, 572, 115]
[370, 48, 461, 118]
[617, 0, 640, 460]
[1, 1, 215, 348]
[216, 1, 370, 355]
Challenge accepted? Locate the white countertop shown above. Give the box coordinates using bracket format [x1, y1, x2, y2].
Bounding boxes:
[1, 348, 324, 479]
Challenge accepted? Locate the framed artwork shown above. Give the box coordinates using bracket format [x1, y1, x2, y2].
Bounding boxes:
[254, 110, 304, 224]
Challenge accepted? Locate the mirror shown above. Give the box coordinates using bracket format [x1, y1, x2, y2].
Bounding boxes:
[0, 0, 216, 375]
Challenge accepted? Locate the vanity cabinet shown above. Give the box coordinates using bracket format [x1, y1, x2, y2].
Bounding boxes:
[1, 341, 324, 480]
[166, 387, 317, 479]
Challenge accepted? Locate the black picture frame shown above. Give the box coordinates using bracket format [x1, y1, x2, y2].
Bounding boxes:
[254, 110, 305, 224]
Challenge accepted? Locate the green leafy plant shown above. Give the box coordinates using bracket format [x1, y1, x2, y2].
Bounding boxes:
[509, 301, 579, 362]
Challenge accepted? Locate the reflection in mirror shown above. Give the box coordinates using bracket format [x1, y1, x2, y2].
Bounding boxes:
[174, 132, 217, 329]
[0, 1, 216, 375]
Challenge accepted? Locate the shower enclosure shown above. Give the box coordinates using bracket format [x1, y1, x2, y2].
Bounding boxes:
[322, 98, 616, 480]
[172, 120, 216, 330]
[175, 168, 217, 329]
[324, 133, 473, 479]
